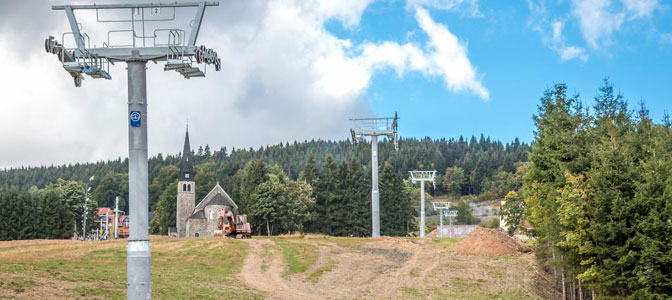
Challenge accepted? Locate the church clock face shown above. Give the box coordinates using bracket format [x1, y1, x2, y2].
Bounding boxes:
[185, 173, 190, 179]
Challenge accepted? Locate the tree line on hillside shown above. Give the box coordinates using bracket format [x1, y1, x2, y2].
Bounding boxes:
[519, 80, 672, 299]
[0, 136, 529, 205]
[0, 131, 529, 240]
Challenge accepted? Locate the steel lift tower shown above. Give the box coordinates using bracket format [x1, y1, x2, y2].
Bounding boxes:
[443, 209, 458, 238]
[46, 2, 220, 299]
[350, 113, 399, 238]
[409, 171, 436, 238]
[432, 202, 451, 238]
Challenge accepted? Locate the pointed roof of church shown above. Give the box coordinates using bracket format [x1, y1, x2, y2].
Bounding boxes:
[179, 128, 194, 181]
[188, 183, 238, 220]
[194, 183, 238, 210]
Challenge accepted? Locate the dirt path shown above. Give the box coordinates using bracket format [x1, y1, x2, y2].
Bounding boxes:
[241, 237, 437, 300]
[240, 239, 325, 300]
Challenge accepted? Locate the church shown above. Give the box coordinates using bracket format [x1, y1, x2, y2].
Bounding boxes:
[176, 129, 240, 238]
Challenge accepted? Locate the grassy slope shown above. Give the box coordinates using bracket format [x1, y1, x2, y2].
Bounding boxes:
[0, 236, 263, 300]
[1, 236, 553, 300]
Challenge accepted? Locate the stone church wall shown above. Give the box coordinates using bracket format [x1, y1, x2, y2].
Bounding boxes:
[186, 218, 209, 237]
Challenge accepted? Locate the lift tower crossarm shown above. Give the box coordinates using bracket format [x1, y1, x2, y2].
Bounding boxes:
[52, 2, 219, 10]
[188, 2, 206, 46]
[63, 6, 85, 50]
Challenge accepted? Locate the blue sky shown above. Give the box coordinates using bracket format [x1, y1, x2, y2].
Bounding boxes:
[329, 0, 672, 143]
[1, 0, 671, 167]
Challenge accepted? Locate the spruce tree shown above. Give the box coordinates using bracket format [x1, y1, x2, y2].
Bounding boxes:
[380, 162, 412, 236]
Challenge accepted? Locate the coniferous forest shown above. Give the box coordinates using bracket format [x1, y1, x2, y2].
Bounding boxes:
[0, 136, 529, 239]
[522, 80, 672, 299]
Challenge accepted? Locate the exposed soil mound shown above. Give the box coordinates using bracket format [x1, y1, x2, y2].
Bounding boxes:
[452, 227, 533, 255]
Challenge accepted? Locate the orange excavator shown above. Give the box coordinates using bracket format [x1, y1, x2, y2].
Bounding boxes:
[216, 208, 252, 239]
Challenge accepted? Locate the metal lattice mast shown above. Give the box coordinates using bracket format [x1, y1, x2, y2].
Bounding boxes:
[46, 3, 220, 299]
[410, 171, 436, 238]
[350, 113, 399, 238]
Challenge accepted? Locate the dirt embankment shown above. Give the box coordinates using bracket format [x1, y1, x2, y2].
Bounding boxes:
[452, 226, 533, 255]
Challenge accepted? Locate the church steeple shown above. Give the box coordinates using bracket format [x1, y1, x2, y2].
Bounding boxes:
[180, 127, 194, 181]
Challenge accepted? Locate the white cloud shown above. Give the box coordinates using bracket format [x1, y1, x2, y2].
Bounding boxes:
[571, 0, 625, 49]
[621, 0, 659, 19]
[529, 0, 662, 56]
[355, 8, 489, 100]
[571, 0, 661, 49]
[550, 20, 588, 61]
[0, 0, 488, 168]
[316, 0, 375, 28]
[527, 1, 588, 62]
[406, 0, 483, 17]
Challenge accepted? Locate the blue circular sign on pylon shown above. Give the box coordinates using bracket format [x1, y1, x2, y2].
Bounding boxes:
[130, 111, 141, 127]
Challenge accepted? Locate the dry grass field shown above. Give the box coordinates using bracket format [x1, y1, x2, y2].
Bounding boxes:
[0, 235, 557, 299]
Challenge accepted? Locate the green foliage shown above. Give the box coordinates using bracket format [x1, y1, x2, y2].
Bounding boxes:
[380, 162, 416, 236]
[455, 199, 476, 225]
[249, 174, 285, 236]
[478, 217, 500, 229]
[500, 191, 525, 235]
[149, 181, 178, 235]
[149, 165, 178, 210]
[92, 173, 128, 212]
[443, 166, 466, 196]
[524, 80, 672, 298]
[0, 180, 94, 240]
[0, 132, 529, 241]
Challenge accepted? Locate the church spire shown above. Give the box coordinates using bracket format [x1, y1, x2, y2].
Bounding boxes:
[180, 126, 194, 181]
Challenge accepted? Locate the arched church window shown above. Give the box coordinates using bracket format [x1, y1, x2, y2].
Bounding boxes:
[187, 184, 191, 192]
[183, 184, 186, 191]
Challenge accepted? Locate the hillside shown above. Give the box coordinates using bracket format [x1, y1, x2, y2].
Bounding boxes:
[0, 235, 556, 300]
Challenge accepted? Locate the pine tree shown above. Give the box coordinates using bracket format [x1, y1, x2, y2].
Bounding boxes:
[344, 158, 370, 237]
[380, 162, 413, 236]
[313, 155, 339, 235]
[300, 152, 318, 187]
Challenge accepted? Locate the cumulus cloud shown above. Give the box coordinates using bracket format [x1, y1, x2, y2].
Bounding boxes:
[0, 0, 487, 168]
[355, 8, 489, 100]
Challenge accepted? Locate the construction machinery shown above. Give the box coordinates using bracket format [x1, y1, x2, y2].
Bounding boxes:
[216, 208, 252, 239]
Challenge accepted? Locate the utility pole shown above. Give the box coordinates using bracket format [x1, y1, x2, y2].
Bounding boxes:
[114, 196, 120, 239]
[46, 3, 220, 298]
[82, 176, 94, 241]
[350, 113, 399, 238]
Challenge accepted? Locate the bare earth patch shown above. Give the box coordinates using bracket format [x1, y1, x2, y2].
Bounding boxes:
[240, 235, 557, 300]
